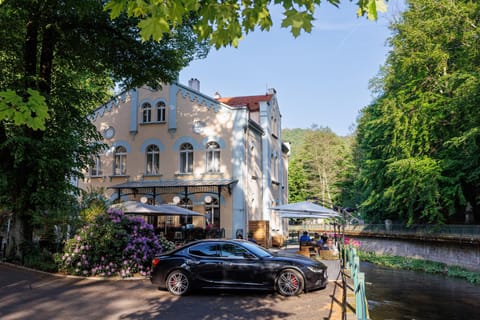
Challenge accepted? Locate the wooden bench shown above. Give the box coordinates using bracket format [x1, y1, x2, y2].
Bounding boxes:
[297, 245, 317, 258]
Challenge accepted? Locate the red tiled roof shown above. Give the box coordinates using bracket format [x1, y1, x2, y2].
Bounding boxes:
[217, 94, 273, 112]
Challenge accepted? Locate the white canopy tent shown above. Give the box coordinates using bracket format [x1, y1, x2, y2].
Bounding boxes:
[271, 201, 344, 247]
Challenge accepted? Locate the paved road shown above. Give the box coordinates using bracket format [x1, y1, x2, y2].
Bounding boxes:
[0, 262, 344, 320]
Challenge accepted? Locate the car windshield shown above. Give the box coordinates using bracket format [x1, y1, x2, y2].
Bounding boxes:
[241, 241, 272, 258]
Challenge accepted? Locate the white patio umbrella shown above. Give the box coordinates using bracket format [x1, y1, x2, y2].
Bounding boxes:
[111, 201, 206, 236]
[271, 201, 340, 219]
[110, 201, 205, 217]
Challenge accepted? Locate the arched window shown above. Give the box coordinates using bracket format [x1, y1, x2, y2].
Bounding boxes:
[142, 102, 152, 123]
[206, 141, 220, 173]
[90, 155, 102, 176]
[146, 144, 160, 175]
[114, 146, 127, 175]
[179, 143, 193, 173]
[156, 101, 166, 122]
[179, 198, 193, 224]
[205, 197, 220, 227]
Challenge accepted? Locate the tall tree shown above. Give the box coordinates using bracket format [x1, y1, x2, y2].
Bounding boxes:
[0, 0, 208, 258]
[284, 126, 353, 206]
[104, 0, 387, 48]
[352, 0, 480, 225]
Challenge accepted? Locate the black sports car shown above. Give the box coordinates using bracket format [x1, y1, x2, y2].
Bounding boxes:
[150, 239, 328, 296]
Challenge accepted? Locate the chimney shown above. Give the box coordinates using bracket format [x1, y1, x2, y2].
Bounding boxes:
[214, 91, 221, 99]
[267, 88, 276, 95]
[188, 78, 200, 91]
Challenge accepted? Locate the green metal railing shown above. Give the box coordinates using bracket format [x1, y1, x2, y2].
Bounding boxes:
[344, 246, 370, 320]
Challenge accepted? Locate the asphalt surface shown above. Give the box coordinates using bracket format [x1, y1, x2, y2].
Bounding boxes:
[0, 262, 345, 320]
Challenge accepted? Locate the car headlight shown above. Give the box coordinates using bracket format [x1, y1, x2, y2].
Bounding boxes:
[307, 266, 325, 273]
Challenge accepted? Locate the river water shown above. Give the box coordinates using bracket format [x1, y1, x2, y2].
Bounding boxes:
[362, 262, 480, 320]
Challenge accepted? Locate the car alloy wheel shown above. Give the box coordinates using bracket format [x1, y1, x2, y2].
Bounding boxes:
[276, 269, 304, 296]
[166, 270, 190, 296]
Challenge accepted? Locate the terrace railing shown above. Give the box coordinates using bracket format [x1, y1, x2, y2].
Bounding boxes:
[344, 246, 370, 320]
[288, 224, 480, 244]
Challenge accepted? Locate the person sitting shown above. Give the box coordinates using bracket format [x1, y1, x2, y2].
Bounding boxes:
[315, 236, 324, 248]
[321, 233, 328, 243]
[299, 231, 311, 245]
[326, 238, 339, 255]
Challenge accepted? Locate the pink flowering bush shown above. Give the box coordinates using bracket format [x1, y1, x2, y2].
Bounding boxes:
[56, 208, 172, 278]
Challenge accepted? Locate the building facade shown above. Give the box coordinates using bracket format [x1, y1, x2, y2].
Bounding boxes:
[80, 79, 289, 242]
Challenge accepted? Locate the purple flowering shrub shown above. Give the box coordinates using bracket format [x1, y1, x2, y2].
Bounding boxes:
[56, 208, 172, 278]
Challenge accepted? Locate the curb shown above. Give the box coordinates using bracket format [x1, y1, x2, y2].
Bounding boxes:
[0, 261, 147, 281]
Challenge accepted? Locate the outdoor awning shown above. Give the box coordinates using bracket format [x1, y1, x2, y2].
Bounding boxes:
[270, 201, 340, 219]
[111, 201, 205, 216]
[108, 178, 237, 202]
[109, 179, 237, 190]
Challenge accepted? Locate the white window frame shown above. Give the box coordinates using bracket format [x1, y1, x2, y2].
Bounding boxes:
[90, 155, 102, 176]
[204, 198, 220, 226]
[205, 141, 220, 173]
[156, 101, 166, 122]
[114, 146, 127, 175]
[179, 198, 193, 224]
[142, 102, 152, 123]
[146, 144, 160, 175]
[179, 143, 193, 173]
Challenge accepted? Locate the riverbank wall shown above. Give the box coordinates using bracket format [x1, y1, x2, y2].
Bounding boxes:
[352, 236, 480, 272]
[288, 224, 480, 272]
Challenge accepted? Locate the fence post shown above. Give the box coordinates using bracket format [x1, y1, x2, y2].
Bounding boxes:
[343, 246, 370, 320]
[356, 272, 367, 319]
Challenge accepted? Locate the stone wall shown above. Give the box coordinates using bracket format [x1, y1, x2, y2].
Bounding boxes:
[352, 236, 480, 272]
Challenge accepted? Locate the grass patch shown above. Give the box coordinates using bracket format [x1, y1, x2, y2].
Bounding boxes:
[359, 251, 480, 285]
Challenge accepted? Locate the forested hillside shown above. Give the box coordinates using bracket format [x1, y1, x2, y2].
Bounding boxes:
[285, 1, 480, 226]
[283, 126, 354, 208]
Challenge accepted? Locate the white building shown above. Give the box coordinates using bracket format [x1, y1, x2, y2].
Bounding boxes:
[80, 79, 289, 245]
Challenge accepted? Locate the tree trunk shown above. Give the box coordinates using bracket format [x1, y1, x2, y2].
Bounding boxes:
[6, 215, 27, 262]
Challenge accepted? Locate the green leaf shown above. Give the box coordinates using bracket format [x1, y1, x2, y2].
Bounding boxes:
[0, 89, 49, 130]
[281, 9, 314, 37]
[104, 0, 127, 19]
[138, 16, 170, 41]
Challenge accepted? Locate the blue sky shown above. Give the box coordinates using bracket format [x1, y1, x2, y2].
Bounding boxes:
[180, 0, 405, 136]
